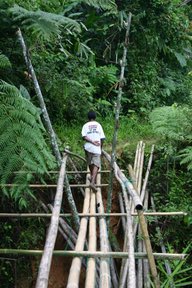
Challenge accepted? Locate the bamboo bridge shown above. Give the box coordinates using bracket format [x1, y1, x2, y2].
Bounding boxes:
[0, 141, 187, 288]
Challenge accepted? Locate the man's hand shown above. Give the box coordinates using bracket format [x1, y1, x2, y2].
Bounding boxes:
[92, 140, 100, 146]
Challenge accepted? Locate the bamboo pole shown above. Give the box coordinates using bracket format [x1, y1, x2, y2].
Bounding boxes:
[151, 196, 175, 288]
[133, 142, 139, 172]
[138, 211, 160, 288]
[1, 184, 108, 188]
[143, 190, 150, 288]
[137, 143, 145, 194]
[103, 150, 143, 210]
[112, 166, 135, 288]
[0, 212, 186, 218]
[16, 28, 61, 165]
[67, 172, 91, 288]
[140, 145, 155, 203]
[14, 170, 124, 174]
[67, 157, 85, 196]
[35, 154, 67, 288]
[0, 249, 186, 259]
[107, 13, 132, 219]
[134, 141, 142, 188]
[16, 28, 80, 231]
[118, 194, 126, 232]
[85, 189, 97, 288]
[96, 173, 111, 288]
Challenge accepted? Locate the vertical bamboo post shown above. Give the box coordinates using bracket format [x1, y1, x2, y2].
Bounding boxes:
[35, 154, 67, 288]
[107, 13, 132, 219]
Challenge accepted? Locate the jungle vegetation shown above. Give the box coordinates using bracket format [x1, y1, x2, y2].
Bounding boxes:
[0, 0, 192, 286]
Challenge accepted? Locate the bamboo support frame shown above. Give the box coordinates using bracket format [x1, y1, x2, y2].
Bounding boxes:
[35, 154, 67, 288]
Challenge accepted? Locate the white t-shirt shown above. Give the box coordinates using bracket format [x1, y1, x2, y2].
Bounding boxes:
[81, 121, 105, 155]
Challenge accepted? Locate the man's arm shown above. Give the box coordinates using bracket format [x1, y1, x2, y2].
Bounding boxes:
[83, 136, 100, 146]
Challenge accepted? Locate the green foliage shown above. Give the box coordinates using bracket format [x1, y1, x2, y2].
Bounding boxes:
[179, 147, 192, 170]
[77, 0, 117, 11]
[158, 245, 192, 287]
[0, 81, 56, 207]
[149, 105, 192, 141]
[0, 53, 11, 69]
[10, 4, 82, 41]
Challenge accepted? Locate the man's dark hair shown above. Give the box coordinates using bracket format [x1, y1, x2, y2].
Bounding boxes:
[88, 110, 96, 120]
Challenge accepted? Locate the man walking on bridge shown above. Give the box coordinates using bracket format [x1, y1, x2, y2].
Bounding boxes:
[82, 111, 105, 192]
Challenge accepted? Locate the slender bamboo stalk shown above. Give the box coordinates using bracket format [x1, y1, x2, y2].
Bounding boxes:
[1, 184, 108, 188]
[107, 13, 132, 219]
[143, 190, 150, 288]
[67, 157, 85, 196]
[133, 142, 139, 172]
[16, 28, 80, 231]
[67, 172, 91, 288]
[112, 165, 135, 288]
[118, 194, 126, 232]
[35, 154, 67, 288]
[103, 150, 143, 210]
[137, 143, 145, 194]
[135, 141, 142, 188]
[64, 148, 86, 162]
[47, 204, 78, 246]
[140, 145, 155, 203]
[14, 170, 124, 174]
[16, 28, 61, 164]
[151, 196, 175, 288]
[0, 249, 186, 259]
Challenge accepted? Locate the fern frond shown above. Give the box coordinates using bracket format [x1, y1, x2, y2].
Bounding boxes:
[149, 105, 192, 141]
[0, 81, 56, 207]
[0, 53, 12, 69]
[10, 5, 81, 40]
[74, 0, 117, 11]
